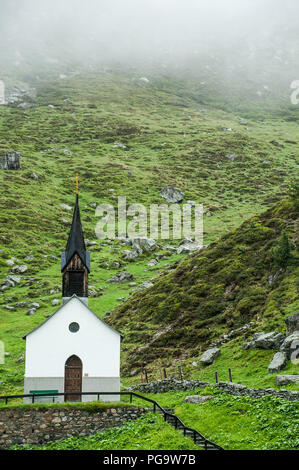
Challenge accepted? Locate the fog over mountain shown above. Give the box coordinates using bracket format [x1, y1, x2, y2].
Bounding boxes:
[1, 1, 299, 96]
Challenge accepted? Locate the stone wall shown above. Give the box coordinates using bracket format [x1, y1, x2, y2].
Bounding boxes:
[0, 405, 146, 449]
[129, 378, 209, 394]
[129, 378, 299, 401]
[215, 382, 299, 401]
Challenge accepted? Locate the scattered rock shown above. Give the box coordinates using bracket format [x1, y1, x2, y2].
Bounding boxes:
[60, 203, 72, 211]
[133, 281, 154, 292]
[159, 186, 185, 203]
[275, 375, 299, 386]
[285, 312, 299, 335]
[242, 331, 285, 350]
[184, 395, 214, 404]
[221, 126, 232, 132]
[148, 259, 158, 267]
[85, 240, 98, 247]
[111, 261, 121, 268]
[6, 259, 15, 266]
[29, 302, 40, 310]
[268, 352, 288, 373]
[225, 153, 237, 161]
[26, 308, 36, 316]
[270, 141, 284, 148]
[51, 299, 60, 306]
[177, 238, 202, 254]
[280, 331, 299, 359]
[0, 152, 21, 170]
[139, 77, 149, 83]
[29, 172, 39, 180]
[16, 354, 24, 363]
[11, 265, 28, 274]
[200, 347, 220, 365]
[107, 272, 134, 284]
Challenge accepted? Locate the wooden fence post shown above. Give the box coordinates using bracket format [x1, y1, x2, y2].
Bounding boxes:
[178, 365, 183, 381]
[215, 371, 218, 384]
[228, 368, 232, 383]
[163, 368, 167, 379]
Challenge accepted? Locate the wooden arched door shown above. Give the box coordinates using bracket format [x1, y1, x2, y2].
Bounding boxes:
[64, 355, 82, 402]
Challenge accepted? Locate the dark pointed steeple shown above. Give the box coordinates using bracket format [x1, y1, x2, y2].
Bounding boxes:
[61, 195, 90, 300]
[62, 195, 90, 271]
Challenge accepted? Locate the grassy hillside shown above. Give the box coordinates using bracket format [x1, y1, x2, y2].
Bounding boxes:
[0, 67, 298, 394]
[108, 197, 298, 374]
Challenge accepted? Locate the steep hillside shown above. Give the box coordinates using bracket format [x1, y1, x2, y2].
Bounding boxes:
[0, 68, 298, 394]
[107, 196, 298, 373]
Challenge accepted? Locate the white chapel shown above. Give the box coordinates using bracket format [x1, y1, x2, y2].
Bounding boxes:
[23, 193, 122, 403]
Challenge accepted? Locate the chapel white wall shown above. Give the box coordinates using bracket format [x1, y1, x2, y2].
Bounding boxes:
[24, 297, 120, 378]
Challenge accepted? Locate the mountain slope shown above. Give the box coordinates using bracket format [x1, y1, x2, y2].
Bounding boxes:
[0, 68, 298, 393]
[107, 197, 298, 373]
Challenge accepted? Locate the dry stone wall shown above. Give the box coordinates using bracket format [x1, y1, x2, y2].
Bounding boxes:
[0, 406, 146, 449]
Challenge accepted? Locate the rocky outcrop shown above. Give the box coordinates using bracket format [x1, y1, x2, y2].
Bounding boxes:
[176, 238, 203, 254]
[1, 275, 21, 291]
[280, 331, 299, 359]
[159, 186, 185, 203]
[200, 347, 220, 365]
[0, 152, 21, 170]
[268, 352, 288, 373]
[107, 272, 134, 284]
[275, 375, 299, 386]
[285, 312, 299, 335]
[242, 332, 285, 350]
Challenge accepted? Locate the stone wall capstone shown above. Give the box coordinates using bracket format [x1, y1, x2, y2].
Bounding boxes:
[128, 378, 209, 394]
[0, 406, 146, 449]
[215, 382, 299, 401]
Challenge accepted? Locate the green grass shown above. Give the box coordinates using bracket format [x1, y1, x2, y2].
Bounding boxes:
[0, 67, 298, 396]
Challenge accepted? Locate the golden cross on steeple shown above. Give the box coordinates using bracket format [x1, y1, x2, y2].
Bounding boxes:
[71, 173, 84, 195]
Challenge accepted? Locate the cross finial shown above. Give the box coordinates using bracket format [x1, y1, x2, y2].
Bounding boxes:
[71, 173, 84, 195]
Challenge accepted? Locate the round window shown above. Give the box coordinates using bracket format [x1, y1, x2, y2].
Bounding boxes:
[69, 322, 80, 333]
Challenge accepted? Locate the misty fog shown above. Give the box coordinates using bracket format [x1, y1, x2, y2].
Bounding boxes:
[1, 0, 299, 96]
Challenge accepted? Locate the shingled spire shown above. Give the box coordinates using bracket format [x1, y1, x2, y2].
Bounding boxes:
[61, 195, 90, 302]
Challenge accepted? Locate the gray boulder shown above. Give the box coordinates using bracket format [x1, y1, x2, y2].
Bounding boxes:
[51, 299, 60, 306]
[133, 281, 154, 292]
[242, 331, 285, 350]
[0, 152, 21, 170]
[107, 272, 134, 284]
[12, 265, 28, 274]
[148, 259, 158, 267]
[200, 347, 220, 365]
[177, 238, 202, 254]
[60, 203, 72, 211]
[159, 186, 185, 203]
[280, 331, 299, 359]
[285, 312, 299, 335]
[1, 275, 21, 290]
[275, 375, 299, 386]
[184, 395, 214, 404]
[133, 238, 157, 252]
[268, 352, 287, 373]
